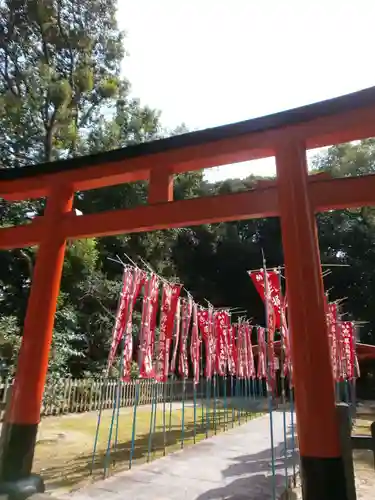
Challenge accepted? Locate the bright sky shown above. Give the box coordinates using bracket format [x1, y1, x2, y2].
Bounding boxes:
[117, 0, 375, 182]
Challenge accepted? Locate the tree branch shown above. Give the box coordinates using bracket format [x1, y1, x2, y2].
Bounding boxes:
[44, 106, 58, 162]
[56, 0, 74, 85]
[78, 96, 105, 129]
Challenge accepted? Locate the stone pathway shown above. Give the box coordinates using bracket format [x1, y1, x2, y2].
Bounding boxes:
[57, 412, 298, 500]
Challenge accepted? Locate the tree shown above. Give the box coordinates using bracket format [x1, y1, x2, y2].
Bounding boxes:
[0, 0, 126, 166]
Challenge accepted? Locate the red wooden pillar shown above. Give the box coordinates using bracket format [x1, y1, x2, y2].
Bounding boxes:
[275, 141, 347, 500]
[0, 185, 73, 492]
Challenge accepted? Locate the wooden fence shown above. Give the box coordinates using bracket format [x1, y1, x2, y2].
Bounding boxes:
[0, 378, 199, 417]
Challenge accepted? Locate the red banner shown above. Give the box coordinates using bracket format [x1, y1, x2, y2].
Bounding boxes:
[245, 323, 256, 379]
[280, 305, 291, 378]
[139, 275, 159, 378]
[341, 321, 355, 380]
[236, 322, 246, 378]
[257, 327, 267, 379]
[170, 298, 181, 374]
[267, 311, 276, 382]
[326, 303, 339, 381]
[190, 302, 201, 385]
[197, 306, 215, 379]
[227, 324, 237, 376]
[122, 267, 146, 381]
[263, 272, 277, 388]
[249, 269, 282, 328]
[336, 319, 345, 381]
[155, 283, 182, 382]
[179, 296, 193, 379]
[243, 323, 250, 379]
[214, 310, 229, 376]
[149, 279, 159, 372]
[108, 267, 133, 370]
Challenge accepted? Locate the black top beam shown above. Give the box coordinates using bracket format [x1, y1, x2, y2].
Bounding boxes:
[2, 85, 375, 181]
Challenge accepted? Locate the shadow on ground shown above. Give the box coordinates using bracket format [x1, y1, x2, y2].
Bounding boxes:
[194, 428, 299, 500]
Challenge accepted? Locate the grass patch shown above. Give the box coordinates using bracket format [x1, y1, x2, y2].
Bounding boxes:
[33, 400, 262, 493]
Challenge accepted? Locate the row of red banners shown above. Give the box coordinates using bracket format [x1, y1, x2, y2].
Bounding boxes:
[107, 266, 358, 385]
[250, 269, 359, 382]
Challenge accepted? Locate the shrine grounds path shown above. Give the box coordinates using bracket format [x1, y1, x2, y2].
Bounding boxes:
[35, 399, 268, 492]
[56, 411, 297, 500]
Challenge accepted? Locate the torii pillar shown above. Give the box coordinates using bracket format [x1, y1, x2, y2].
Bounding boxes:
[0, 185, 73, 497]
[276, 141, 347, 500]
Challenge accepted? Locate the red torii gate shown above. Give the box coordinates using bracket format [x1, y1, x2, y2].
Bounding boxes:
[2, 86, 375, 499]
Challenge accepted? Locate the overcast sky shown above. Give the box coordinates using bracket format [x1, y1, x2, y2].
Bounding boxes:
[117, 0, 375, 181]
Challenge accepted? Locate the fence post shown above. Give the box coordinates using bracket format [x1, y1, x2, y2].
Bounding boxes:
[67, 378, 72, 413]
[88, 379, 93, 411]
[336, 403, 357, 500]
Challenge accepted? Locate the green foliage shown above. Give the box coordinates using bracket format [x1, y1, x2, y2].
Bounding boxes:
[0, 316, 21, 375]
[0, 0, 126, 165]
[312, 139, 375, 178]
[63, 239, 100, 279]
